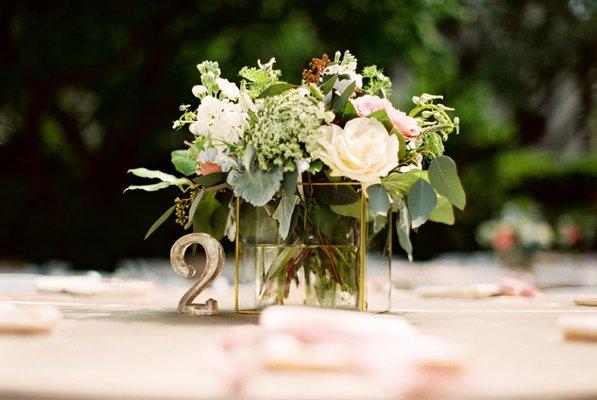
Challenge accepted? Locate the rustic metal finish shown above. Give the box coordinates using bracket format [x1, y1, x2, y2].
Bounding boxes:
[170, 233, 224, 315]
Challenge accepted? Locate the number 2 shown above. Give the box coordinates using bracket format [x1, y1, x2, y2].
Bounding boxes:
[170, 233, 224, 315]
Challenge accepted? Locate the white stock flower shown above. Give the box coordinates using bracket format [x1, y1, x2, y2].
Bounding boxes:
[192, 85, 208, 98]
[216, 78, 240, 100]
[313, 118, 398, 185]
[189, 96, 247, 146]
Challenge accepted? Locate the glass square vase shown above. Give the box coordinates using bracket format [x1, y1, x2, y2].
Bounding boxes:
[233, 182, 392, 313]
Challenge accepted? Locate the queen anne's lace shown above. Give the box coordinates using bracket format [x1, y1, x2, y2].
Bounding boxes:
[244, 89, 333, 171]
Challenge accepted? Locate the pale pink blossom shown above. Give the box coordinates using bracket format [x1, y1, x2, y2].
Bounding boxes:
[351, 95, 421, 139]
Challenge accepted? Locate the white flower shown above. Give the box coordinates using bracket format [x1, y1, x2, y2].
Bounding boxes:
[192, 85, 208, 98]
[313, 118, 398, 185]
[324, 57, 363, 93]
[189, 96, 248, 146]
[398, 154, 422, 173]
[216, 78, 240, 100]
[296, 158, 311, 173]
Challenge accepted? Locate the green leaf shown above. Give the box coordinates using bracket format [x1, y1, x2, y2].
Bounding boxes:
[331, 81, 356, 113]
[144, 205, 175, 240]
[382, 170, 428, 196]
[395, 197, 413, 262]
[330, 201, 361, 219]
[126, 168, 191, 191]
[171, 150, 196, 176]
[257, 82, 297, 98]
[125, 182, 172, 192]
[366, 184, 390, 217]
[192, 191, 230, 240]
[307, 83, 323, 100]
[128, 168, 182, 183]
[429, 195, 455, 225]
[193, 172, 226, 187]
[308, 203, 347, 242]
[227, 145, 283, 206]
[238, 203, 279, 243]
[367, 109, 393, 132]
[340, 100, 358, 122]
[320, 75, 338, 95]
[312, 185, 360, 205]
[184, 190, 204, 229]
[407, 179, 437, 229]
[308, 159, 323, 173]
[272, 170, 299, 240]
[428, 156, 466, 210]
[393, 128, 406, 160]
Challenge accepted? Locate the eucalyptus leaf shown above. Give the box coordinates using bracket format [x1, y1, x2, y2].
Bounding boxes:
[144, 205, 175, 240]
[382, 169, 428, 196]
[429, 195, 455, 225]
[396, 197, 413, 262]
[428, 156, 466, 210]
[171, 150, 196, 176]
[227, 145, 284, 206]
[272, 170, 299, 240]
[366, 184, 390, 217]
[407, 179, 437, 229]
[331, 81, 356, 113]
[257, 82, 297, 98]
[184, 190, 204, 230]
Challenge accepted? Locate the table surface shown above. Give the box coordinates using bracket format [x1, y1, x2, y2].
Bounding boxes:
[1, 274, 597, 400]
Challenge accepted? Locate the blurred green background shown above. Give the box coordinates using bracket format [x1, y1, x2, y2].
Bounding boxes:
[0, 0, 595, 270]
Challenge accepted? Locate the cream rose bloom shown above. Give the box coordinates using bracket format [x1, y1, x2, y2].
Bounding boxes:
[313, 118, 399, 184]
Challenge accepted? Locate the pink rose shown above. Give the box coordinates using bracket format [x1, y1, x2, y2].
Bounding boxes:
[351, 95, 421, 139]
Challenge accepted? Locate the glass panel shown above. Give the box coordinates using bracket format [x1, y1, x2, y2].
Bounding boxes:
[234, 182, 391, 312]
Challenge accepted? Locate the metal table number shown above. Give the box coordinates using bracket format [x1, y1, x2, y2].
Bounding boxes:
[170, 233, 224, 315]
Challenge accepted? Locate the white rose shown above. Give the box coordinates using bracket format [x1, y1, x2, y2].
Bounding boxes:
[216, 78, 240, 100]
[313, 118, 398, 185]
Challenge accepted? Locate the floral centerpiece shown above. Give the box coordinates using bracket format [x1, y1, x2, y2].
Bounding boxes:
[476, 202, 553, 269]
[127, 50, 465, 311]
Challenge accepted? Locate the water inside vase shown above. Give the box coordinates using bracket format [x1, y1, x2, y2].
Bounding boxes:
[239, 244, 360, 309]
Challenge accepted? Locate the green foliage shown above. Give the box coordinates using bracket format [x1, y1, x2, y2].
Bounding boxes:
[272, 170, 299, 240]
[257, 82, 296, 98]
[428, 156, 466, 210]
[429, 195, 455, 225]
[382, 170, 428, 196]
[312, 185, 360, 205]
[367, 109, 394, 132]
[125, 169, 191, 192]
[407, 179, 437, 229]
[395, 197, 413, 262]
[191, 191, 230, 241]
[239, 59, 282, 98]
[227, 145, 284, 206]
[362, 65, 392, 98]
[330, 81, 356, 113]
[171, 150, 197, 176]
[366, 184, 390, 217]
[144, 205, 175, 240]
